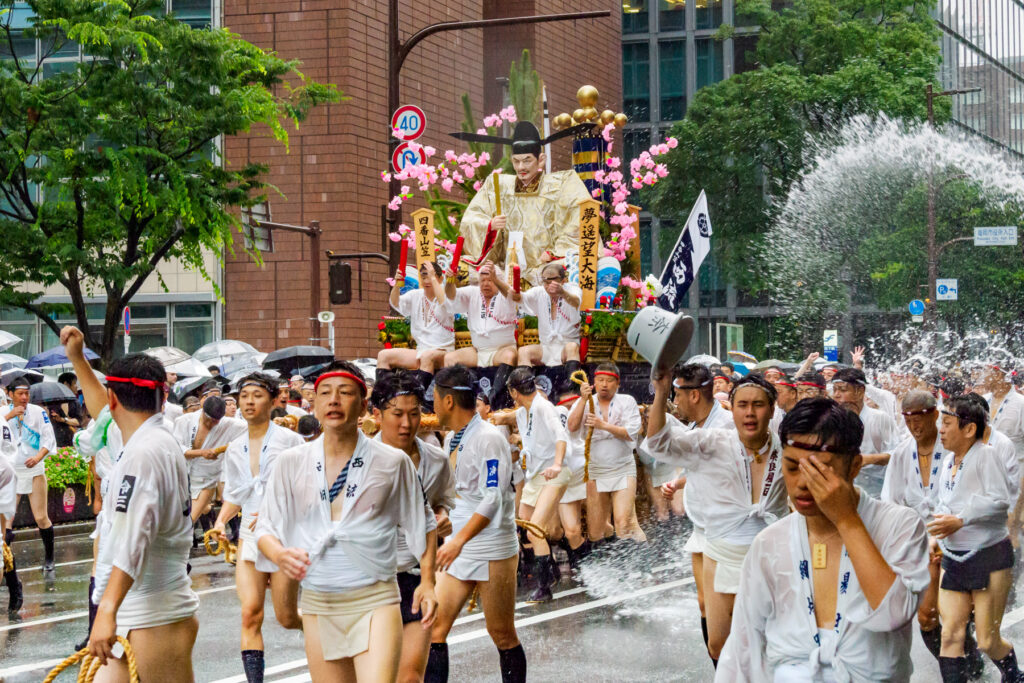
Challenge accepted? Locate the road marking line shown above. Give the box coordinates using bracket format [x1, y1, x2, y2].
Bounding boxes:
[20, 558, 94, 572]
[212, 575, 696, 683]
[0, 658, 67, 676]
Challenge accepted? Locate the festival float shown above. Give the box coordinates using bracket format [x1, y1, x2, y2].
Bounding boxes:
[378, 84, 690, 403]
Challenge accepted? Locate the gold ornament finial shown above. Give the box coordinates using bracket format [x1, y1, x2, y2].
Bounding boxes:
[577, 85, 599, 107]
[613, 113, 628, 128]
[553, 113, 573, 130]
[599, 109, 616, 125]
[572, 108, 587, 124]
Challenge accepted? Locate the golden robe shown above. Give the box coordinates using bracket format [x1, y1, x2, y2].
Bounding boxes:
[459, 170, 592, 285]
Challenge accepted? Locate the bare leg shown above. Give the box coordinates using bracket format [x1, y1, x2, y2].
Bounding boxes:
[444, 347, 478, 368]
[190, 487, 216, 524]
[973, 568, 1015, 660]
[494, 346, 518, 366]
[692, 553, 706, 618]
[520, 345, 544, 366]
[351, 605, 403, 683]
[29, 474, 52, 529]
[703, 557, 736, 660]
[939, 579, 973, 657]
[585, 483, 611, 542]
[558, 500, 584, 548]
[377, 348, 420, 371]
[397, 617, 432, 683]
[477, 556, 521, 650]
[94, 616, 199, 683]
[431, 572, 476, 644]
[419, 349, 446, 373]
[303, 612, 355, 682]
[270, 572, 302, 630]
[235, 554, 269, 650]
[611, 478, 645, 542]
[560, 342, 581, 363]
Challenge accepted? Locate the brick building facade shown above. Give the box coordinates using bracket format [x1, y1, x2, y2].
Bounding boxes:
[222, 0, 622, 358]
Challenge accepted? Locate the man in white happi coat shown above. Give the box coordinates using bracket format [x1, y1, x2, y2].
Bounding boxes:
[211, 372, 305, 683]
[426, 365, 525, 683]
[832, 368, 899, 496]
[61, 327, 200, 682]
[717, 398, 930, 683]
[4, 375, 57, 576]
[256, 362, 437, 682]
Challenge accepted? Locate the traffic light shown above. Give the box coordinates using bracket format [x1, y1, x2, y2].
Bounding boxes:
[329, 262, 352, 305]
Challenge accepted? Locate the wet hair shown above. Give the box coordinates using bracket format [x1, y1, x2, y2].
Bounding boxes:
[940, 376, 965, 397]
[729, 373, 777, 405]
[595, 362, 620, 378]
[269, 406, 287, 419]
[720, 362, 735, 373]
[183, 396, 201, 409]
[944, 395, 987, 437]
[961, 391, 990, 414]
[288, 389, 302, 403]
[832, 368, 867, 387]
[107, 354, 167, 413]
[58, 372, 77, 386]
[224, 396, 237, 405]
[476, 393, 491, 407]
[317, 361, 368, 397]
[208, 365, 221, 375]
[370, 369, 425, 410]
[779, 397, 864, 461]
[795, 372, 826, 388]
[203, 395, 226, 421]
[540, 263, 567, 280]
[673, 363, 714, 402]
[508, 367, 537, 395]
[420, 261, 444, 278]
[237, 372, 280, 398]
[434, 365, 476, 410]
[901, 390, 937, 413]
[7, 377, 31, 391]
[297, 414, 321, 438]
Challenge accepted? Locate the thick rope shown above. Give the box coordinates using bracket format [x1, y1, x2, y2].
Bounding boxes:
[569, 370, 595, 482]
[515, 518, 548, 540]
[2, 540, 12, 574]
[467, 585, 481, 613]
[43, 636, 138, 683]
[203, 529, 237, 565]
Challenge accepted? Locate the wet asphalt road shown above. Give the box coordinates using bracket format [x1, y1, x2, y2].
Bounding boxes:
[1, 519, 1019, 682]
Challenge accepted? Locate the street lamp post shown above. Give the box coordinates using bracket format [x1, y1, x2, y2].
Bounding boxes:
[923, 83, 982, 326]
[385, 4, 611, 267]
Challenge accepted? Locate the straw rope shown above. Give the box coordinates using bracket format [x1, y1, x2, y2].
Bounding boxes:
[43, 636, 138, 683]
[203, 529, 237, 565]
[2, 539, 12, 575]
[569, 370, 595, 482]
[515, 518, 548, 540]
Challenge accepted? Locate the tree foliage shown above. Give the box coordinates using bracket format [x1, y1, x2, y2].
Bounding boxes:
[0, 0, 340, 364]
[649, 0, 946, 294]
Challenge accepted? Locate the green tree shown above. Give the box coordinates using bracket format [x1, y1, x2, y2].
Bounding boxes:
[650, 0, 945, 297]
[0, 0, 339, 364]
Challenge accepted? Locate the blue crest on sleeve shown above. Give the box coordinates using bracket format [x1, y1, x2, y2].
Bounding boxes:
[485, 459, 499, 488]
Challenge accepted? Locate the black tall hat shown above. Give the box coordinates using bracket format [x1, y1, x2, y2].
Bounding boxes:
[449, 121, 595, 156]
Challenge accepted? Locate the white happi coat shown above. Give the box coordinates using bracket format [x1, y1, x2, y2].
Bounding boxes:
[10, 403, 56, 469]
[0, 454, 14, 517]
[935, 440, 1012, 555]
[374, 433, 456, 572]
[865, 383, 907, 440]
[554, 401, 586, 476]
[395, 289, 455, 351]
[255, 433, 432, 592]
[222, 422, 305, 518]
[985, 427, 1020, 502]
[645, 424, 787, 545]
[716, 491, 930, 683]
[172, 412, 247, 491]
[444, 415, 519, 562]
[988, 390, 1024, 462]
[881, 436, 945, 523]
[92, 414, 198, 629]
[73, 406, 123, 498]
[448, 286, 518, 351]
[519, 285, 582, 346]
[0, 417, 17, 465]
[516, 395, 570, 479]
[576, 392, 642, 472]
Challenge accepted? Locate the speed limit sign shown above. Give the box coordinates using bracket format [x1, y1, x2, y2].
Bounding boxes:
[391, 105, 426, 141]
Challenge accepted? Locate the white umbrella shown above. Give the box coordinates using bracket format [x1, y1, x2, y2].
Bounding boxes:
[687, 354, 720, 368]
[0, 330, 21, 353]
[0, 352, 27, 368]
[193, 340, 260, 368]
[142, 346, 192, 366]
[164, 357, 213, 378]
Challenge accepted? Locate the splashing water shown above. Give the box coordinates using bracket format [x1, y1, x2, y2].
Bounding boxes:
[764, 114, 1024, 342]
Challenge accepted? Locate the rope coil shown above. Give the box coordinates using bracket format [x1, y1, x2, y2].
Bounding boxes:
[515, 518, 548, 540]
[43, 636, 139, 683]
[569, 370, 595, 482]
[2, 540, 12, 575]
[203, 529, 237, 565]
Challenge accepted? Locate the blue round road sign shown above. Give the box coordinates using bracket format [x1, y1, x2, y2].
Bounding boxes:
[908, 299, 925, 315]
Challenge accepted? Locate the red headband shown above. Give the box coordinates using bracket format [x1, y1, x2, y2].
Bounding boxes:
[106, 376, 165, 390]
[775, 381, 796, 388]
[314, 371, 367, 395]
[796, 381, 825, 389]
[594, 371, 619, 379]
[714, 375, 731, 382]
[557, 395, 579, 406]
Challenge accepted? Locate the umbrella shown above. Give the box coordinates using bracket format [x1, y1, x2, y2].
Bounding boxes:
[687, 354, 720, 368]
[1, 368, 45, 387]
[221, 354, 265, 378]
[193, 340, 260, 368]
[262, 346, 334, 375]
[143, 346, 192, 367]
[0, 330, 21, 353]
[0, 353, 27, 368]
[293, 361, 332, 379]
[164, 357, 213, 378]
[29, 381, 76, 405]
[727, 350, 757, 364]
[26, 345, 99, 369]
[173, 374, 216, 400]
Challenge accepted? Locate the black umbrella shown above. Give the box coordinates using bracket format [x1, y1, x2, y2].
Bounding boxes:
[262, 346, 334, 375]
[29, 381, 76, 405]
[0, 368, 45, 387]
